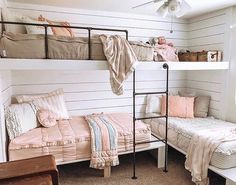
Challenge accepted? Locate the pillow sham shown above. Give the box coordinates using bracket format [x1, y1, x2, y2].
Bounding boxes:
[194, 96, 211, 118]
[30, 90, 69, 120]
[178, 91, 196, 97]
[38, 15, 74, 37]
[161, 95, 194, 118]
[37, 109, 58, 127]
[146, 95, 162, 114]
[15, 89, 63, 103]
[5, 103, 38, 139]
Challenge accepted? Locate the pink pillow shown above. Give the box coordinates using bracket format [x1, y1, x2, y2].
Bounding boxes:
[37, 109, 58, 127]
[161, 95, 194, 118]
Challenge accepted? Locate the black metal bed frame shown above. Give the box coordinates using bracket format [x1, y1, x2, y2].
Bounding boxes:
[1, 21, 169, 178]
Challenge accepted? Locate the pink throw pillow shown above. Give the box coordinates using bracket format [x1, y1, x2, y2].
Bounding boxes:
[161, 95, 194, 118]
[37, 109, 58, 127]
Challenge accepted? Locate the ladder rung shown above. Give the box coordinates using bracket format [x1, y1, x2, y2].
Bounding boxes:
[135, 139, 165, 145]
[134, 91, 167, 96]
[135, 115, 167, 121]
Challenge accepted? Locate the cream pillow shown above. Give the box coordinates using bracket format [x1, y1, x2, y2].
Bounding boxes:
[29, 90, 69, 120]
[5, 103, 38, 139]
[16, 89, 63, 103]
[21, 16, 53, 35]
[2, 8, 26, 34]
[146, 95, 162, 114]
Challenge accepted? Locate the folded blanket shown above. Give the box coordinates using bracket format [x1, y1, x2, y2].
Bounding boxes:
[99, 35, 138, 95]
[85, 113, 119, 169]
[185, 127, 236, 185]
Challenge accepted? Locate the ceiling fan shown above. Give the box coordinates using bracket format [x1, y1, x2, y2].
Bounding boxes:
[132, 0, 191, 18]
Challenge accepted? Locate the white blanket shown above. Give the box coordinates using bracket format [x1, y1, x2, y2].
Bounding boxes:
[185, 128, 236, 185]
[99, 35, 138, 95]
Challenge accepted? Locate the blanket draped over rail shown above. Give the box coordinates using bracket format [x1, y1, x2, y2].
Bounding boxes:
[85, 114, 119, 169]
[99, 35, 138, 95]
[185, 127, 236, 185]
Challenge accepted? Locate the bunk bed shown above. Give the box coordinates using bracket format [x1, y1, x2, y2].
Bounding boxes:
[0, 19, 234, 185]
[0, 20, 168, 179]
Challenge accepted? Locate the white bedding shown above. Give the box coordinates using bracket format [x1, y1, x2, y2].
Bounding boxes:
[145, 113, 236, 169]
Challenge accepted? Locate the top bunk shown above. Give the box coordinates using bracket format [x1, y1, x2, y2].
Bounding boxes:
[0, 59, 229, 71]
[0, 8, 230, 71]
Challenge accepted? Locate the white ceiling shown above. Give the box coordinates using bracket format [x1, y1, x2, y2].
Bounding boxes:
[7, 0, 236, 18]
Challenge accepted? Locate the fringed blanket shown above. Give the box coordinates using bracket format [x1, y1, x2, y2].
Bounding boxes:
[185, 127, 236, 185]
[99, 35, 138, 95]
[85, 113, 119, 169]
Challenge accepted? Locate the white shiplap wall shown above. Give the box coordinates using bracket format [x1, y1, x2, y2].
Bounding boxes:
[4, 3, 188, 116]
[11, 70, 186, 116]
[0, 71, 11, 162]
[186, 8, 232, 119]
[7, 2, 188, 50]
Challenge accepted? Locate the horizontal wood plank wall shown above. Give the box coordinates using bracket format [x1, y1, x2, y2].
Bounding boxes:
[187, 9, 227, 52]
[7, 2, 188, 50]
[186, 8, 230, 119]
[11, 70, 186, 116]
[186, 70, 227, 119]
[0, 71, 12, 162]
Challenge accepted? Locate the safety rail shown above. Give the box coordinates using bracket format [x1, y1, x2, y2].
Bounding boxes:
[0, 21, 128, 59]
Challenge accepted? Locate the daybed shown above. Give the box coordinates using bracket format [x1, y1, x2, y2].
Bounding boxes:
[146, 114, 236, 169]
[9, 113, 151, 163]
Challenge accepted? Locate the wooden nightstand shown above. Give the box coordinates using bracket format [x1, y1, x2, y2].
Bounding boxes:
[0, 155, 59, 185]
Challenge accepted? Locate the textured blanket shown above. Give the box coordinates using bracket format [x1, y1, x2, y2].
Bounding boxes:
[85, 114, 119, 169]
[99, 35, 138, 95]
[185, 128, 236, 185]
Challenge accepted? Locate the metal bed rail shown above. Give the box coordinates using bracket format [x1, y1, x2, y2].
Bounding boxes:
[132, 63, 169, 179]
[0, 21, 128, 59]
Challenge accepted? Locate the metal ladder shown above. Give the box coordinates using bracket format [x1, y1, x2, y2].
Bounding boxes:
[132, 63, 169, 179]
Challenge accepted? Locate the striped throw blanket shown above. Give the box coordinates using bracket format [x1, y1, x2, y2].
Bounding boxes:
[85, 114, 119, 169]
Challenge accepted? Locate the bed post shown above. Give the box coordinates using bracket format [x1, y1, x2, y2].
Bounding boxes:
[44, 25, 49, 59]
[163, 63, 169, 173]
[132, 70, 137, 180]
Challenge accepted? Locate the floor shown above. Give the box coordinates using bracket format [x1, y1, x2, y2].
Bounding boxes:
[59, 148, 225, 185]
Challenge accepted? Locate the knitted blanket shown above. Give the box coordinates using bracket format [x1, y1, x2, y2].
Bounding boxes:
[85, 113, 119, 169]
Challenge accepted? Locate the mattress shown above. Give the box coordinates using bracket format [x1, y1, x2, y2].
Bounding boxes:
[145, 113, 236, 169]
[0, 32, 154, 61]
[9, 113, 151, 163]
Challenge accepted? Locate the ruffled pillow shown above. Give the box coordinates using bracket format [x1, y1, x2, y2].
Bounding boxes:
[37, 109, 58, 127]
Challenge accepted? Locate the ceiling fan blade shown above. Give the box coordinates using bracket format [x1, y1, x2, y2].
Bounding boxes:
[132, 0, 161, 9]
[156, 3, 169, 18]
[175, 0, 191, 17]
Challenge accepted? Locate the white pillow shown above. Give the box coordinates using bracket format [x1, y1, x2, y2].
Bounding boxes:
[5, 103, 38, 140]
[20, 16, 53, 35]
[146, 95, 162, 114]
[2, 8, 26, 34]
[15, 89, 63, 103]
[28, 89, 69, 120]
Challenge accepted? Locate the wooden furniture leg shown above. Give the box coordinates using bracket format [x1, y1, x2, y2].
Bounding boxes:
[104, 166, 111, 178]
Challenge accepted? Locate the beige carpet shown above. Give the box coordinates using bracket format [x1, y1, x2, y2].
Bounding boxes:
[59, 148, 225, 185]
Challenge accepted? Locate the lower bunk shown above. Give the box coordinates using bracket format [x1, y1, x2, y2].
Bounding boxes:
[8, 113, 165, 177]
[145, 114, 236, 185]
